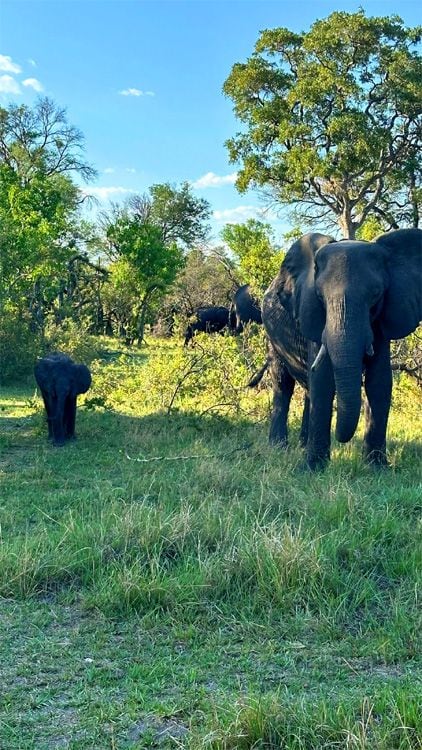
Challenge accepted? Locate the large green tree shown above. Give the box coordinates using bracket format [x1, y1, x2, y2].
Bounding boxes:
[0, 98, 96, 324]
[223, 11, 421, 238]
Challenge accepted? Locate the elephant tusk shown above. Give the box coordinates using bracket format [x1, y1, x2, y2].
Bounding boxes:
[311, 344, 327, 371]
[366, 344, 374, 357]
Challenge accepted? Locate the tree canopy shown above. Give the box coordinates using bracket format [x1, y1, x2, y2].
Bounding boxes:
[223, 11, 422, 237]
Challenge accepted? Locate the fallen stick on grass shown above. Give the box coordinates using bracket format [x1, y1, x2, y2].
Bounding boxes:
[125, 443, 252, 463]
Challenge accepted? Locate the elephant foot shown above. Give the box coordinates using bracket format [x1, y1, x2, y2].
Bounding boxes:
[269, 435, 288, 449]
[305, 452, 330, 472]
[363, 448, 389, 468]
[53, 441, 66, 448]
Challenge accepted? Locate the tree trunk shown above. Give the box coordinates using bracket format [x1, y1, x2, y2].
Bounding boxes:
[339, 213, 358, 239]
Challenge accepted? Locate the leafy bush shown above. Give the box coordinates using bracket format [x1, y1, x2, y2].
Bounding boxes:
[0, 310, 41, 384]
[89, 327, 271, 418]
[43, 318, 100, 364]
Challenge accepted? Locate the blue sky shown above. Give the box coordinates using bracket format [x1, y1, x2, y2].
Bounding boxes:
[1, 0, 420, 243]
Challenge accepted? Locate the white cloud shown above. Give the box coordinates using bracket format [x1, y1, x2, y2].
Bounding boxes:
[0, 75, 21, 94]
[125, 167, 136, 173]
[22, 77, 43, 92]
[28, 58, 37, 67]
[193, 171, 237, 189]
[103, 167, 115, 174]
[83, 186, 133, 200]
[213, 206, 265, 222]
[0, 55, 21, 74]
[119, 87, 155, 97]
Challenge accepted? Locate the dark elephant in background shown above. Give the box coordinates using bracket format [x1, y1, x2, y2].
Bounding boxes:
[34, 352, 92, 445]
[183, 306, 230, 346]
[262, 229, 422, 469]
[229, 284, 262, 333]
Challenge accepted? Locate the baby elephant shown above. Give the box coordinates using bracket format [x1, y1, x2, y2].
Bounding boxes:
[34, 352, 91, 445]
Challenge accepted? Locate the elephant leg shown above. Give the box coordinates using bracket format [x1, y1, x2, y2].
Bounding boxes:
[184, 327, 193, 346]
[269, 357, 295, 447]
[363, 335, 392, 466]
[236, 314, 243, 334]
[64, 395, 77, 439]
[40, 388, 54, 439]
[51, 394, 66, 446]
[299, 394, 310, 447]
[306, 353, 335, 470]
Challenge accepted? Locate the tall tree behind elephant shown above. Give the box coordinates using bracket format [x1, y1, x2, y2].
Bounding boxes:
[229, 284, 262, 333]
[159, 247, 237, 335]
[263, 230, 422, 470]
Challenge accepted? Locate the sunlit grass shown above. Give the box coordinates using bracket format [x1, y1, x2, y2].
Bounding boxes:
[0, 335, 421, 748]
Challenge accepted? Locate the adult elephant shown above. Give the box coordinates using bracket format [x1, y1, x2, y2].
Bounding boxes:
[248, 333, 310, 449]
[229, 284, 262, 333]
[183, 306, 230, 346]
[263, 229, 422, 469]
[35, 352, 91, 446]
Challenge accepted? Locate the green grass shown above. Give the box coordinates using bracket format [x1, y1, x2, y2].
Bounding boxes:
[0, 335, 421, 749]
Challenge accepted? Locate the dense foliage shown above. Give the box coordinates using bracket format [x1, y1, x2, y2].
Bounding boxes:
[221, 219, 284, 296]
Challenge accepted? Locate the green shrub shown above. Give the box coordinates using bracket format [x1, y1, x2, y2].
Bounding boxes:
[0, 310, 41, 384]
[43, 318, 100, 364]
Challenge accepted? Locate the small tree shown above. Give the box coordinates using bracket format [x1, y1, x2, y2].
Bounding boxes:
[101, 183, 212, 343]
[104, 214, 184, 344]
[223, 11, 422, 238]
[221, 219, 284, 294]
[162, 247, 237, 325]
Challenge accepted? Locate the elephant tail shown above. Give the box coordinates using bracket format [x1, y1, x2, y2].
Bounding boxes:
[247, 359, 269, 388]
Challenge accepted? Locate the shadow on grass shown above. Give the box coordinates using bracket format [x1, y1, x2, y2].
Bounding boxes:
[1, 400, 421, 478]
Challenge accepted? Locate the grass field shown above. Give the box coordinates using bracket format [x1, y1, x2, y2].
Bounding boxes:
[0, 336, 421, 749]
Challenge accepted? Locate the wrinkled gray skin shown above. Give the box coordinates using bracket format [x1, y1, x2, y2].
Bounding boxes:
[248, 319, 310, 450]
[183, 306, 230, 346]
[263, 229, 422, 469]
[34, 352, 91, 446]
[229, 284, 262, 333]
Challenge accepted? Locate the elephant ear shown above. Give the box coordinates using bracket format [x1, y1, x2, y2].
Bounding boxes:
[377, 228, 422, 340]
[277, 233, 334, 342]
[74, 364, 92, 394]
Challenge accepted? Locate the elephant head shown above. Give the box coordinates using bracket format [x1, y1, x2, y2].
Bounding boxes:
[276, 229, 422, 444]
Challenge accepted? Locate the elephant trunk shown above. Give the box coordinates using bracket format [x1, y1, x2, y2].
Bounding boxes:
[324, 298, 368, 444]
[332, 364, 363, 443]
